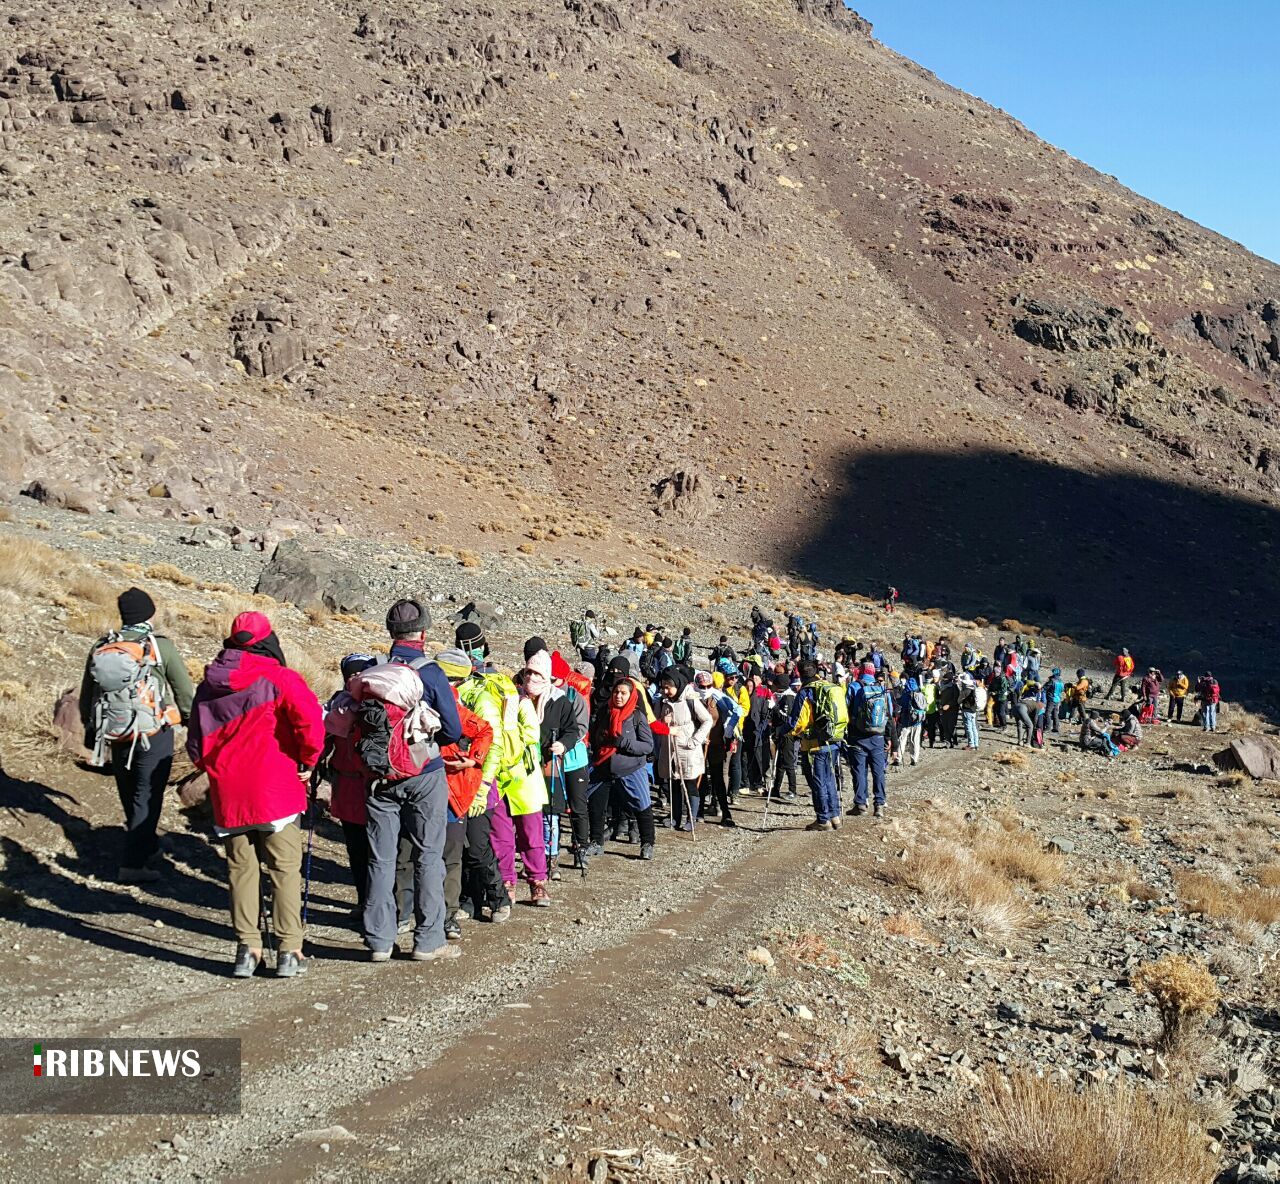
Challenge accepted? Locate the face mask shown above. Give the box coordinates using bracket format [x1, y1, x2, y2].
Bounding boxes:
[525, 672, 549, 696]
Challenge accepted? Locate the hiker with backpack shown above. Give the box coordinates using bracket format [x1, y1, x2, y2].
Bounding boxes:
[1043, 668, 1065, 734]
[549, 652, 595, 869]
[589, 674, 657, 859]
[936, 670, 961, 749]
[1138, 668, 1163, 726]
[1103, 648, 1135, 701]
[768, 674, 799, 798]
[693, 670, 742, 823]
[454, 625, 517, 923]
[1068, 668, 1092, 724]
[672, 627, 694, 666]
[79, 587, 195, 884]
[569, 610, 601, 659]
[786, 613, 803, 661]
[958, 673, 982, 750]
[789, 660, 847, 831]
[352, 600, 463, 963]
[1167, 671, 1190, 722]
[521, 649, 586, 884]
[845, 668, 889, 817]
[186, 611, 324, 979]
[655, 668, 715, 830]
[897, 676, 926, 766]
[922, 673, 939, 747]
[1196, 673, 1221, 732]
[491, 657, 551, 906]
[433, 650, 495, 941]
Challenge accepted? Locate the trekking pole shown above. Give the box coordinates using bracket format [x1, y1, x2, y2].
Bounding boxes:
[301, 771, 319, 927]
[671, 731, 696, 841]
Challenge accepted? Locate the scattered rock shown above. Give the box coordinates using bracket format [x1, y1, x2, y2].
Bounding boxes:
[255, 539, 371, 614]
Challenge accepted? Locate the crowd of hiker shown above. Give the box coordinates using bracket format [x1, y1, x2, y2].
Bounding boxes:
[78, 589, 1225, 977]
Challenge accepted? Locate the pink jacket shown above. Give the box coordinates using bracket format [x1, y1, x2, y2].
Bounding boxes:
[187, 650, 324, 829]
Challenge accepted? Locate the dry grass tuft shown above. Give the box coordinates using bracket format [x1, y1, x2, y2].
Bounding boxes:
[1217, 770, 1248, 788]
[970, 825, 1065, 889]
[1175, 870, 1280, 928]
[0, 536, 65, 597]
[963, 1070, 1220, 1184]
[1131, 955, 1221, 1051]
[882, 912, 932, 942]
[887, 839, 1030, 935]
[286, 645, 338, 699]
[992, 750, 1028, 768]
[144, 563, 194, 587]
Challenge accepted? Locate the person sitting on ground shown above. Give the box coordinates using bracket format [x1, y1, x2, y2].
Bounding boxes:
[79, 587, 195, 884]
[1116, 706, 1143, 751]
[187, 611, 324, 979]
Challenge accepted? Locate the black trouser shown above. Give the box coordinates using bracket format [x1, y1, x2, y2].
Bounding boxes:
[771, 737, 797, 795]
[340, 820, 371, 910]
[727, 746, 743, 801]
[633, 806, 656, 846]
[112, 728, 173, 869]
[746, 724, 768, 790]
[1045, 701, 1061, 733]
[586, 778, 610, 845]
[704, 755, 734, 820]
[443, 815, 466, 912]
[924, 715, 938, 746]
[461, 808, 507, 913]
[1168, 696, 1185, 721]
[339, 827, 414, 918]
[563, 766, 590, 849]
[939, 709, 959, 747]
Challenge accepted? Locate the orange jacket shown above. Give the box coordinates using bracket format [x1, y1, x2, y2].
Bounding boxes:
[1114, 654, 1134, 678]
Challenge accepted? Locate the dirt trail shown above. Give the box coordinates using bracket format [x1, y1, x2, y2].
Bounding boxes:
[2, 751, 962, 1182]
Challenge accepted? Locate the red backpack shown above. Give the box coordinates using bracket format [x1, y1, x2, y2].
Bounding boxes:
[348, 660, 442, 785]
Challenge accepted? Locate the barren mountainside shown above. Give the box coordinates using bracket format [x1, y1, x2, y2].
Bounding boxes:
[3, 0, 1279, 659]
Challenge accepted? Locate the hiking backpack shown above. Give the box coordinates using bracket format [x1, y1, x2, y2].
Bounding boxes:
[87, 631, 180, 768]
[569, 619, 588, 648]
[902, 690, 926, 726]
[811, 681, 849, 743]
[348, 659, 442, 786]
[854, 683, 890, 735]
[672, 636, 691, 664]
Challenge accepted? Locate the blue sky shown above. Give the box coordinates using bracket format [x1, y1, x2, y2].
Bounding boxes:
[854, 1, 1279, 264]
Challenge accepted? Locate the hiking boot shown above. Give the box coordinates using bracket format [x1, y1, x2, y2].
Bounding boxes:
[397, 916, 413, 935]
[679, 819, 694, 832]
[583, 841, 604, 857]
[369, 948, 393, 963]
[805, 820, 833, 832]
[849, 804, 867, 816]
[232, 944, 261, 979]
[720, 816, 737, 828]
[118, 865, 161, 884]
[873, 804, 885, 819]
[530, 881, 552, 907]
[490, 904, 512, 924]
[411, 944, 461, 962]
[444, 917, 462, 942]
[640, 843, 655, 861]
[275, 951, 307, 978]
[548, 860, 562, 882]
[611, 826, 629, 844]
[450, 907, 469, 924]
[627, 819, 640, 844]
[830, 816, 843, 830]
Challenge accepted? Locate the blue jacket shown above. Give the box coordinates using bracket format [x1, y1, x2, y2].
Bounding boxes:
[388, 641, 463, 773]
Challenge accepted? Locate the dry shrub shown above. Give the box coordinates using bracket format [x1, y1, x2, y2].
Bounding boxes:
[1131, 955, 1221, 1051]
[287, 645, 338, 699]
[1257, 863, 1280, 890]
[65, 571, 117, 607]
[1127, 880, 1161, 903]
[0, 536, 64, 596]
[144, 562, 194, 587]
[1117, 815, 1146, 847]
[1175, 870, 1280, 927]
[0, 507, 14, 524]
[0, 686, 63, 759]
[65, 601, 117, 639]
[457, 551, 481, 569]
[963, 1070, 1220, 1184]
[1217, 770, 1248, 788]
[882, 912, 931, 941]
[992, 750, 1027, 768]
[887, 839, 1029, 935]
[971, 825, 1065, 889]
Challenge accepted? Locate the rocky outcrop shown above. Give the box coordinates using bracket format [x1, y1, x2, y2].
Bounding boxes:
[1213, 736, 1280, 781]
[255, 540, 371, 614]
[1175, 300, 1280, 376]
[653, 468, 715, 523]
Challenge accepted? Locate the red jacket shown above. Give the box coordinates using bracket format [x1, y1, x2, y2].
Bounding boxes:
[1114, 654, 1134, 678]
[187, 650, 324, 830]
[440, 697, 494, 818]
[325, 701, 372, 826]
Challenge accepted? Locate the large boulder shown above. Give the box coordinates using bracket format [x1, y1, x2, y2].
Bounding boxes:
[453, 599, 504, 633]
[1213, 735, 1280, 781]
[255, 540, 370, 614]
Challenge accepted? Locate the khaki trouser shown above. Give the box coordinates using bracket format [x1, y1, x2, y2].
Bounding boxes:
[225, 823, 303, 952]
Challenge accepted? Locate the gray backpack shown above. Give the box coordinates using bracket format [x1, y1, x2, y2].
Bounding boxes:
[88, 631, 176, 768]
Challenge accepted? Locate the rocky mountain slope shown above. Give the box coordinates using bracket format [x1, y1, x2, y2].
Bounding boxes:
[3, 0, 1279, 662]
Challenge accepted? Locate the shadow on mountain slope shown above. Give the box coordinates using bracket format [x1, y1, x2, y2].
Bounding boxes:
[787, 447, 1277, 689]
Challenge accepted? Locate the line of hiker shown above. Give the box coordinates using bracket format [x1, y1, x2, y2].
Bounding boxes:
[79, 590, 1225, 977]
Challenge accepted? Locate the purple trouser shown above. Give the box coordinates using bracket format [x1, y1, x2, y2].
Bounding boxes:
[490, 795, 548, 885]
